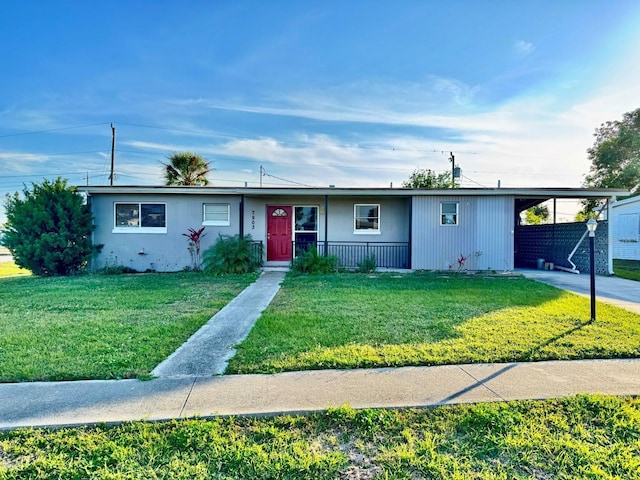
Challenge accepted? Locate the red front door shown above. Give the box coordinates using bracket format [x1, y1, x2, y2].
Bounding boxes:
[267, 206, 292, 261]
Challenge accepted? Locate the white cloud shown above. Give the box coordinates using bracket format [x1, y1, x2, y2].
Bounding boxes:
[513, 40, 535, 57]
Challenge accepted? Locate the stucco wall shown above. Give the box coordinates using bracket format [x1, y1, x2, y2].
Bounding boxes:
[90, 193, 411, 271]
[90, 193, 242, 271]
[411, 195, 515, 271]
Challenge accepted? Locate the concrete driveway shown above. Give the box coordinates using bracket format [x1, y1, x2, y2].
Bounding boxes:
[518, 268, 640, 314]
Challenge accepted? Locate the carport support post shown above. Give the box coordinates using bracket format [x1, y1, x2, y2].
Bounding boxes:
[587, 218, 597, 321]
[324, 195, 329, 256]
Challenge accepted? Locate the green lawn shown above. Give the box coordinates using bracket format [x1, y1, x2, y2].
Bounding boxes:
[228, 272, 640, 374]
[614, 259, 640, 281]
[0, 273, 255, 382]
[1, 395, 638, 479]
[0, 260, 30, 278]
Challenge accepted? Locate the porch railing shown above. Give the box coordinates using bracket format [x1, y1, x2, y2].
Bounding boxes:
[250, 240, 264, 264]
[294, 241, 410, 269]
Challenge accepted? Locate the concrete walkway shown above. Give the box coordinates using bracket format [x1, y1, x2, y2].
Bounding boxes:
[518, 268, 640, 314]
[152, 270, 286, 377]
[1, 268, 640, 431]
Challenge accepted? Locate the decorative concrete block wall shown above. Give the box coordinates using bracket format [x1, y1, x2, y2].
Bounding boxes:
[515, 221, 609, 275]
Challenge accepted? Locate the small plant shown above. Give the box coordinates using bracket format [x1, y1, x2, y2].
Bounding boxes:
[203, 234, 263, 275]
[291, 247, 338, 274]
[357, 253, 377, 273]
[96, 264, 138, 275]
[182, 227, 207, 271]
[457, 254, 467, 272]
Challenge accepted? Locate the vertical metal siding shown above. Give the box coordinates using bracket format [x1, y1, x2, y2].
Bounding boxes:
[612, 200, 640, 260]
[411, 196, 514, 270]
[475, 196, 515, 271]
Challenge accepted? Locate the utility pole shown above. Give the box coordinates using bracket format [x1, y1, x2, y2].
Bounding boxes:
[260, 165, 263, 188]
[109, 123, 116, 186]
[449, 152, 455, 188]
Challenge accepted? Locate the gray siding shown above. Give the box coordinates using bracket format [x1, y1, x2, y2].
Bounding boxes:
[90, 193, 241, 271]
[244, 195, 409, 244]
[612, 199, 640, 260]
[411, 196, 514, 271]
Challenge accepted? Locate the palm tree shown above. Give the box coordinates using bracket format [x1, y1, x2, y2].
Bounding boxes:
[162, 152, 212, 186]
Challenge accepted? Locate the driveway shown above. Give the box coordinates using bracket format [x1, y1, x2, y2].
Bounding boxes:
[518, 268, 640, 314]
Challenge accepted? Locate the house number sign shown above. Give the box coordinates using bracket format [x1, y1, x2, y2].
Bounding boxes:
[251, 210, 256, 230]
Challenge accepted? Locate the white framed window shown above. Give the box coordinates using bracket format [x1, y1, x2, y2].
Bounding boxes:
[113, 203, 167, 233]
[618, 213, 639, 242]
[441, 202, 458, 225]
[203, 203, 231, 226]
[294, 206, 318, 232]
[354, 204, 380, 234]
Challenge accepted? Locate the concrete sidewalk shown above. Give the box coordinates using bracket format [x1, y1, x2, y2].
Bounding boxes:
[2, 359, 639, 430]
[518, 268, 640, 314]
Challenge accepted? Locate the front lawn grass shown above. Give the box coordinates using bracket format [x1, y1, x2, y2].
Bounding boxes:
[1, 395, 638, 479]
[228, 272, 640, 374]
[0, 273, 255, 382]
[0, 260, 30, 278]
[614, 259, 640, 281]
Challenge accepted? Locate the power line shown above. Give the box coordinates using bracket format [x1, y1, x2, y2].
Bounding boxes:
[0, 150, 106, 160]
[261, 167, 314, 187]
[0, 122, 110, 138]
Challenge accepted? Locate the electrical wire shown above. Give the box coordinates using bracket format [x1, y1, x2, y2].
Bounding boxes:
[0, 123, 110, 138]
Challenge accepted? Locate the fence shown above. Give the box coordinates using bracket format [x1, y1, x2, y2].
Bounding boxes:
[295, 241, 410, 269]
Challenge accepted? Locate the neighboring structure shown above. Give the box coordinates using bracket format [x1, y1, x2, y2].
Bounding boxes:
[611, 196, 640, 261]
[79, 186, 626, 273]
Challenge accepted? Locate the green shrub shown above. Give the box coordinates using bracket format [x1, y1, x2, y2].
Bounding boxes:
[357, 253, 377, 273]
[203, 234, 263, 275]
[3, 178, 101, 276]
[291, 247, 338, 274]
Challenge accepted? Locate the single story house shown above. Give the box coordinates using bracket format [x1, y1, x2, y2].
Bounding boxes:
[611, 195, 640, 261]
[79, 186, 627, 272]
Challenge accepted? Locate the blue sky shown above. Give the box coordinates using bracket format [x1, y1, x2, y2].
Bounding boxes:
[1, 1, 640, 223]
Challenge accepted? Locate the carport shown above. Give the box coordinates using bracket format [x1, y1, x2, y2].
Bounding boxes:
[513, 189, 628, 275]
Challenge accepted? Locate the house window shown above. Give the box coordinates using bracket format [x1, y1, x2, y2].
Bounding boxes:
[203, 203, 231, 226]
[113, 203, 167, 233]
[354, 204, 380, 233]
[618, 213, 639, 242]
[441, 202, 458, 225]
[295, 206, 317, 231]
[295, 206, 318, 255]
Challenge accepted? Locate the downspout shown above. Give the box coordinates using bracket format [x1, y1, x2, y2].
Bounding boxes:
[607, 197, 615, 275]
[562, 198, 610, 274]
[408, 196, 412, 269]
[239, 194, 245, 237]
[324, 195, 329, 256]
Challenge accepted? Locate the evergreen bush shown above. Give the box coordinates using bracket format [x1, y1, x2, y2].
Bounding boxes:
[3, 178, 101, 276]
